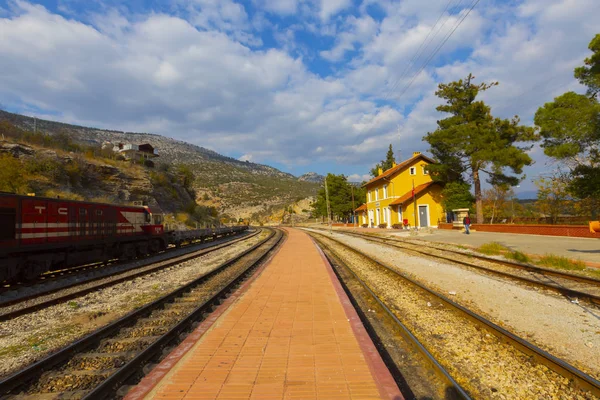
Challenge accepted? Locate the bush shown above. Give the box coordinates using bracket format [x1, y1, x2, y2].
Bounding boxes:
[44, 189, 84, 201]
[392, 223, 403, 229]
[477, 242, 508, 256]
[0, 154, 28, 194]
[537, 255, 586, 271]
[506, 250, 530, 263]
[378, 223, 387, 228]
[362, 224, 368, 228]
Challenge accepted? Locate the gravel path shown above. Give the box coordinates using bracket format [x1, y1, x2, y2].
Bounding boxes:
[313, 232, 597, 399]
[0, 231, 268, 378]
[305, 229, 600, 379]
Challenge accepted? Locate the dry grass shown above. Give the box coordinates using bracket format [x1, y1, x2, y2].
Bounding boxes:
[537, 254, 586, 272]
[476, 242, 508, 256]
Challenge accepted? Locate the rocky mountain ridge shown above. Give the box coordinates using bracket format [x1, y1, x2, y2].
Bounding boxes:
[0, 110, 293, 179]
[0, 110, 320, 222]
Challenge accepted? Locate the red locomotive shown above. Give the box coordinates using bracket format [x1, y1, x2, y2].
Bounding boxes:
[0, 193, 167, 282]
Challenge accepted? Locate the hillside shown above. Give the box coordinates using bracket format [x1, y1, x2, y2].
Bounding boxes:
[0, 110, 319, 223]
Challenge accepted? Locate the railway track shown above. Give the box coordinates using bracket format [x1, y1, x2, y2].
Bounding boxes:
[0, 228, 283, 399]
[309, 231, 600, 399]
[0, 230, 260, 321]
[314, 228, 600, 304]
[0, 229, 254, 303]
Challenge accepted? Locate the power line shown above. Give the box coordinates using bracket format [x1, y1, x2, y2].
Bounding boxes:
[350, 0, 459, 147]
[380, 0, 459, 107]
[349, 0, 480, 152]
[394, 0, 481, 102]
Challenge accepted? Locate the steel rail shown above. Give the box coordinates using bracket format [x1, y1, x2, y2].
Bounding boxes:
[0, 229, 258, 310]
[310, 231, 600, 397]
[322, 229, 600, 304]
[0, 229, 283, 399]
[0, 230, 261, 321]
[311, 234, 471, 400]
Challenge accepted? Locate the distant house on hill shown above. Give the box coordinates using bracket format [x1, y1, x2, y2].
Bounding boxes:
[103, 141, 159, 166]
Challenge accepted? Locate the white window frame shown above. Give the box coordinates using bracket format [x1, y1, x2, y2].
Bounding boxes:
[410, 167, 416, 176]
[368, 191, 371, 202]
[375, 189, 379, 201]
[422, 166, 429, 175]
[383, 184, 388, 199]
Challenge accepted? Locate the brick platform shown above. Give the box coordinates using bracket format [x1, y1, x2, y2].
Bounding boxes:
[126, 228, 402, 400]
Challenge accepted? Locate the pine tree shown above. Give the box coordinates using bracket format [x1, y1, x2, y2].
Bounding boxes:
[424, 74, 537, 223]
[369, 144, 395, 177]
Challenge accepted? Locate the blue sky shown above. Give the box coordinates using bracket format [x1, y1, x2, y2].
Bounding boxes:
[1, 0, 599, 196]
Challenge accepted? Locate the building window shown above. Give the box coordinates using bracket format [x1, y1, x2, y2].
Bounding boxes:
[422, 166, 429, 175]
[410, 167, 416, 175]
[368, 191, 371, 202]
[383, 208, 387, 223]
[375, 189, 379, 201]
[383, 184, 388, 199]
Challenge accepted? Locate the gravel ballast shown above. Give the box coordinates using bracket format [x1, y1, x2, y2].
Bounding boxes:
[0, 231, 268, 378]
[308, 229, 600, 379]
[312, 232, 598, 399]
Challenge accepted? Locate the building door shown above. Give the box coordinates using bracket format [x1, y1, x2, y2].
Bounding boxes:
[418, 205, 429, 228]
[376, 208, 380, 226]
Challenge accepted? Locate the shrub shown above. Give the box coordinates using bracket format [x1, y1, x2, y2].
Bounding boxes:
[537, 255, 586, 271]
[477, 242, 508, 256]
[0, 154, 28, 194]
[506, 250, 530, 263]
[361, 224, 368, 228]
[44, 189, 84, 201]
[378, 223, 387, 228]
[392, 223, 403, 229]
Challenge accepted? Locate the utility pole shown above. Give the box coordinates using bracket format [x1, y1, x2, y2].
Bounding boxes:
[412, 179, 417, 230]
[351, 186, 355, 225]
[324, 177, 332, 234]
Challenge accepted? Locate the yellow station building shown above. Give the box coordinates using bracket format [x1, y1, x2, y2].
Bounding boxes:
[356, 152, 445, 229]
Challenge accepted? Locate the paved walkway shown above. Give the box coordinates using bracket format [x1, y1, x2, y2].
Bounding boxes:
[126, 228, 401, 400]
[326, 226, 600, 265]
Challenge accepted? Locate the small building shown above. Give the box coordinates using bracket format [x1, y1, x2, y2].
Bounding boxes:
[113, 143, 159, 164]
[360, 152, 444, 229]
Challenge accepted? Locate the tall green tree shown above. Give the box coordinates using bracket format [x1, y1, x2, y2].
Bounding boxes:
[424, 74, 538, 223]
[440, 181, 474, 213]
[574, 34, 600, 99]
[311, 174, 365, 221]
[534, 34, 600, 216]
[369, 144, 396, 177]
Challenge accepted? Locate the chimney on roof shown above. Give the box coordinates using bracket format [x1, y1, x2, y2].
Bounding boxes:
[392, 161, 397, 167]
[377, 167, 383, 176]
[413, 151, 421, 157]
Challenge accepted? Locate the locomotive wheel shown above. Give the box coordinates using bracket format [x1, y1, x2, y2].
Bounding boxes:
[20, 261, 47, 282]
[120, 243, 136, 260]
[149, 240, 161, 254]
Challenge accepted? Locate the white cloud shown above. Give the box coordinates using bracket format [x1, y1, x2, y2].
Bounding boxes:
[239, 154, 253, 161]
[348, 173, 371, 182]
[1, 0, 599, 194]
[319, 0, 352, 21]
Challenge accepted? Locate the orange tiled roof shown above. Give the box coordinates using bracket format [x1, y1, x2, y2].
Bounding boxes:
[362, 153, 436, 187]
[355, 204, 367, 212]
[389, 181, 437, 206]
